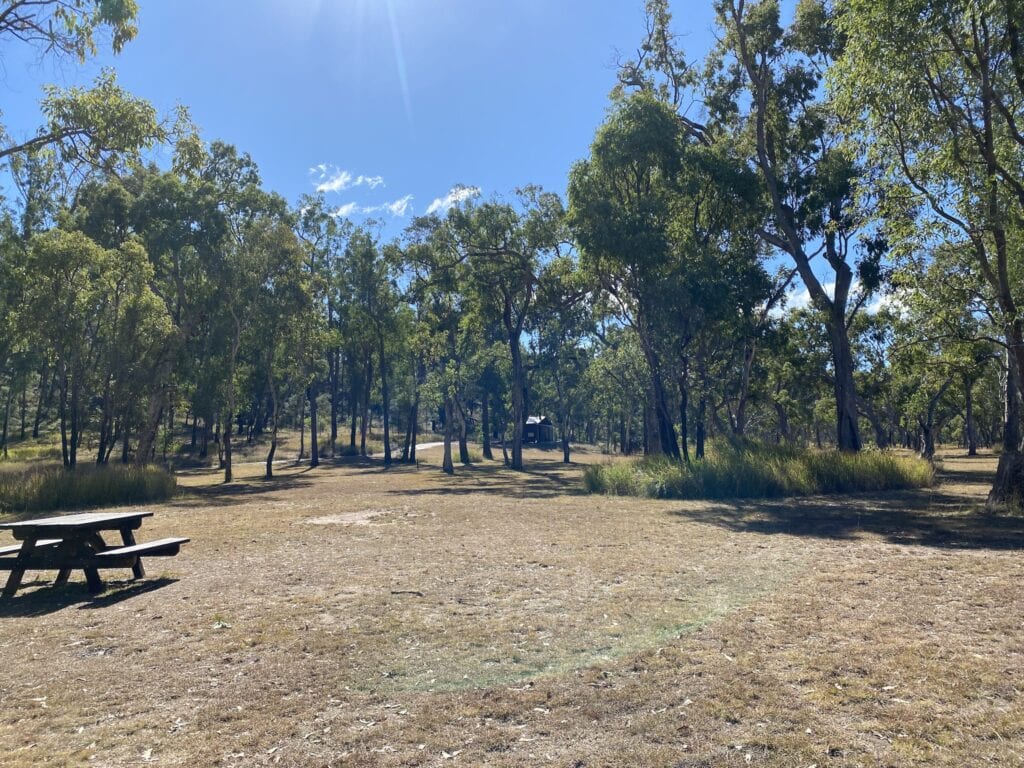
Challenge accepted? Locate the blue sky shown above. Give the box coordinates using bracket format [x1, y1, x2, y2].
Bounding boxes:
[1, 0, 720, 229]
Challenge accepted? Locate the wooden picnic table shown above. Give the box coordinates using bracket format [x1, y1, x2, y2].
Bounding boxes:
[0, 511, 188, 598]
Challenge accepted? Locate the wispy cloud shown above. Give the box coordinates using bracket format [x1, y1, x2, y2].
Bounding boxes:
[333, 202, 360, 218]
[385, 195, 413, 216]
[331, 195, 415, 219]
[311, 165, 386, 194]
[426, 185, 480, 215]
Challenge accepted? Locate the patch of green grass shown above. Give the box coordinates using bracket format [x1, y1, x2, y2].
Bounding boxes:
[583, 442, 934, 500]
[0, 464, 177, 515]
[1, 441, 63, 463]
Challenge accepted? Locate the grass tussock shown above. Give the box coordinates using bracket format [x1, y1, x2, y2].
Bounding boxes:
[583, 443, 935, 500]
[0, 464, 177, 514]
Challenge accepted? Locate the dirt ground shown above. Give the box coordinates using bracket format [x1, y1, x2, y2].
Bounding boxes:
[0, 447, 1021, 767]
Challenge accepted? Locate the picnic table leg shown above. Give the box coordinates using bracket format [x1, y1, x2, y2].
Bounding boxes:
[80, 533, 108, 594]
[83, 566, 104, 593]
[120, 528, 145, 579]
[54, 568, 71, 587]
[2, 536, 38, 598]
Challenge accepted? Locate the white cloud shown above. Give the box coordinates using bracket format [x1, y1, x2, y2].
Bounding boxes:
[358, 175, 385, 190]
[426, 185, 480, 215]
[332, 202, 360, 218]
[331, 195, 414, 220]
[312, 165, 385, 194]
[385, 195, 413, 216]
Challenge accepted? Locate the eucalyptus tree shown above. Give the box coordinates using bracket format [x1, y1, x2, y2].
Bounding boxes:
[568, 94, 689, 458]
[570, 91, 768, 460]
[125, 163, 230, 464]
[295, 196, 347, 464]
[238, 219, 311, 479]
[344, 230, 403, 465]
[404, 214, 471, 475]
[21, 226, 168, 467]
[449, 188, 567, 470]
[585, 326, 648, 454]
[890, 245, 1000, 457]
[186, 142, 290, 482]
[835, 0, 1024, 502]
[614, 0, 878, 451]
[0, 0, 185, 178]
[696, 0, 888, 452]
[534, 255, 593, 463]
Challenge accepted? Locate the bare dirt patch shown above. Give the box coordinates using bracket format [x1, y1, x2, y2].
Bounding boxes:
[0, 448, 1021, 766]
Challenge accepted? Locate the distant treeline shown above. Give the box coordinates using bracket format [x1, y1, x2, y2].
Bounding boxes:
[0, 0, 1021, 506]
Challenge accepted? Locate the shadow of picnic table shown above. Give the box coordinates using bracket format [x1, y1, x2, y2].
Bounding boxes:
[0, 577, 178, 618]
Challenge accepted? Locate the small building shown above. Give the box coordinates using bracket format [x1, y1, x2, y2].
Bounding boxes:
[524, 415, 555, 443]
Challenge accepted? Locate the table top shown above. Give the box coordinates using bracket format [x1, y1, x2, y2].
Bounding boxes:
[0, 510, 153, 533]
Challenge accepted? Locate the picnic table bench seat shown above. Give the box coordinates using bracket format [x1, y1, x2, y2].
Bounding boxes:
[0, 539, 62, 557]
[97, 537, 189, 560]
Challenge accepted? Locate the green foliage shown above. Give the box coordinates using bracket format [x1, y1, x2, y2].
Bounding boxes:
[583, 442, 934, 499]
[0, 0, 139, 62]
[0, 464, 176, 514]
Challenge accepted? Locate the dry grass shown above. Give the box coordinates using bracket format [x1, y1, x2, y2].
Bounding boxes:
[0, 447, 1021, 766]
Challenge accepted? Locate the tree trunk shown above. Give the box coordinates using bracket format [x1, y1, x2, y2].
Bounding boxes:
[677, 362, 690, 464]
[121, 424, 130, 464]
[329, 349, 339, 457]
[989, 349, 1024, 506]
[442, 396, 454, 475]
[223, 320, 241, 483]
[297, 395, 306, 460]
[457, 398, 470, 464]
[360, 356, 372, 457]
[308, 384, 320, 468]
[266, 367, 279, 480]
[378, 335, 392, 467]
[408, 391, 419, 463]
[509, 333, 525, 471]
[68, 368, 80, 468]
[638, 327, 680, 459]
[733, 340, 756, 436]
[200, 417, 209, 459]
[965, 375, 978, 456]
[561, 414, 571, 464]
[33, 364, 53, 439]
[1, 385, 11, 459]
[829, 318, 862, 451]
[919, 418, 936, 460]
[223, 403, 233, 483]
[481, 385, 493, 460]
[696, 394, 706, 460]
[19, 383, 27, 441]
[349, 371, 358, 449]
[135, 357, 174, 467]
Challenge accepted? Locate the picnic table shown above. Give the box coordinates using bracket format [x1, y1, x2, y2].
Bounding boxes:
[0, 511, 188, 598]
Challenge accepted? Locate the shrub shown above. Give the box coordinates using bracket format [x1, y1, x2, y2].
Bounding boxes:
[584, 442, 934, 500]
[0, 464, 177, 514]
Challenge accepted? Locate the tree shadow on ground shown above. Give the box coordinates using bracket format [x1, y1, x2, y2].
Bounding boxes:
[384, 461, 584, 500]
[669, 488, 1024, 550]
[176, 471, 318, 507]
[0, 577, 178, 618]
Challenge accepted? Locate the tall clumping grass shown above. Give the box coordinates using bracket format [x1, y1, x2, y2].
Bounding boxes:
[0, 464, 177, 514]
[583, 442, 934, 500]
